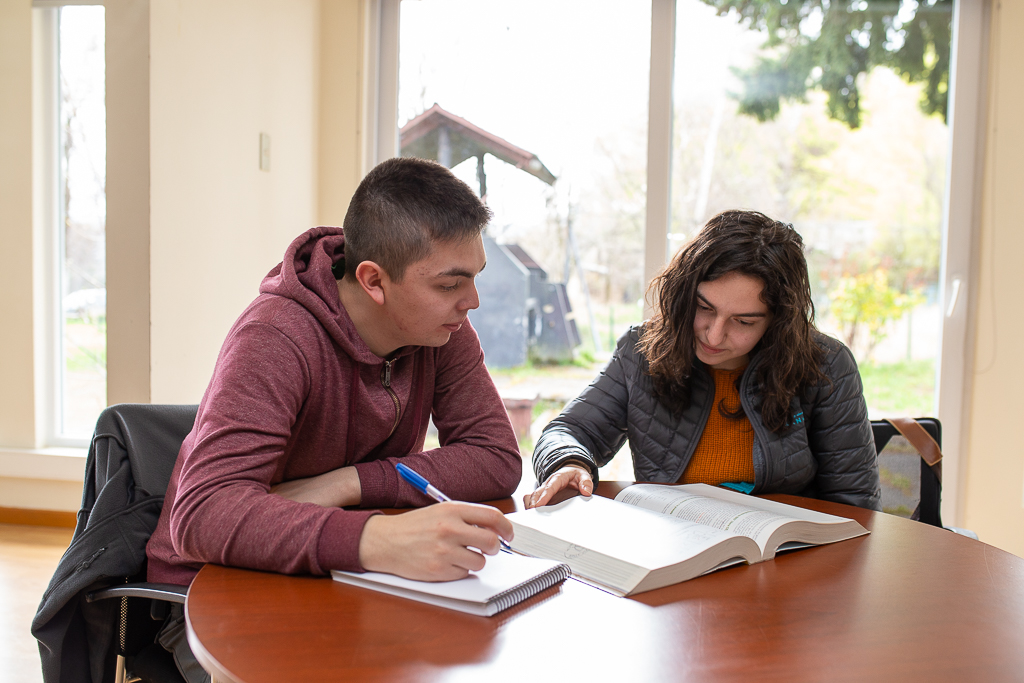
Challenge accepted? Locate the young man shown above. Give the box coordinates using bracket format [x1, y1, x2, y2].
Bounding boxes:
[146, 158, 521, 593]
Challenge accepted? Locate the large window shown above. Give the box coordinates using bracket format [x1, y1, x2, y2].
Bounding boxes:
[399, 0, 652, 358]
[398, 0, 956, 487]
[669, 1, 951, 419]
[400, 0, 952, 423]
[40, 5, 107, 443]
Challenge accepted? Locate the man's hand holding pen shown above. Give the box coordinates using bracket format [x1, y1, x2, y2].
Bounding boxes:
[358, 502, 512, 581]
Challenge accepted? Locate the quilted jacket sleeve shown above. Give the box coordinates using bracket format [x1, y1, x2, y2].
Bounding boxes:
[806, 341, 881, 510]
[532, 330, 637, 484]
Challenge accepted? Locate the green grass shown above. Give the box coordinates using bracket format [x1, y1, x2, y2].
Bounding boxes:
[879, 468, 914, 496]
[859, 358, 936, 416]
[490, 355, 936, 422]
[487, 355, 596, 382]
[66, 344, 106, 372]
[487, 301, 641, 385]
[574, 301, 644, 357]
[532, 398, 566, 421]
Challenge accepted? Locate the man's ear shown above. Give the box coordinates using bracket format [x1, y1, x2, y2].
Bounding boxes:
[354, 261, 388, 306]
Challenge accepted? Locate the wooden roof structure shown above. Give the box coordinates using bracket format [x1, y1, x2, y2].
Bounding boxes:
[399, 104, 557, 192]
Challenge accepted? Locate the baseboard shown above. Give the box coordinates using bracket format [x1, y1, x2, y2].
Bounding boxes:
[0, 507, 76, 528]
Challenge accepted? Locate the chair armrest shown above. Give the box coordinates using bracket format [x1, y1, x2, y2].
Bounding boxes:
[86, 582, 188, 604]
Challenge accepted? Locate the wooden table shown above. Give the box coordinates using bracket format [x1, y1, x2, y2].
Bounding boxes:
[185, 483, 1024, 682]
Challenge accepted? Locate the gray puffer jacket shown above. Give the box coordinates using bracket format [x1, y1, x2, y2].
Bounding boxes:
[534, 327, 880, 510]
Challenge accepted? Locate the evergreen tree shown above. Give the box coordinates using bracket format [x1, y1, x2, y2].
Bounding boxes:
[701, 0, 952, 128]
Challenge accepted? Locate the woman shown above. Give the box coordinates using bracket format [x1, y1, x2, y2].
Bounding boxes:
[525, 210, 880, 510]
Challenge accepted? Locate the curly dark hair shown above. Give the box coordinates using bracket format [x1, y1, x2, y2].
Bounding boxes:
[636, 210, 826, 434]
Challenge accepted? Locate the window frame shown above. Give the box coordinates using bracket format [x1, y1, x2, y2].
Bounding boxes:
[361, 0, 401, 173]
[936, 0, 990, 525]
[34, 4, 71, 447]
[33, 0, 108, 448]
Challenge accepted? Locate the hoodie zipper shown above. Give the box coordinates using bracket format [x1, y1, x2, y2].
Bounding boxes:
[380, 358, 401, 438]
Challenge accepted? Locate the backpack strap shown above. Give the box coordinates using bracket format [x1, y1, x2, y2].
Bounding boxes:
[884, 417, 942, 483]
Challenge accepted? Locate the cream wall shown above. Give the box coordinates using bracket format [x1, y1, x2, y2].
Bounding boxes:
[148, 0, 322, 403]
[148, 0, 365, 404]
[0, 0, 366, 510]
[963, 1, 1024, 557]
[318, 0, 365, 225]
[0, 1, 38, 448]
[107, 0, 153, 406]
[0, 0, 80, 509]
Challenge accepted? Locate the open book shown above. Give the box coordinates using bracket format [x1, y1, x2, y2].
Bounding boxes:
[331, 551, 569, 616]
[506, 483, 868, 596]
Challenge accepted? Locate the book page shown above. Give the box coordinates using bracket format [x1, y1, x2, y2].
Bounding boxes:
[508, 495, 750, 571]
[616, 484, 795, 555]
[670, 483, 862, 524]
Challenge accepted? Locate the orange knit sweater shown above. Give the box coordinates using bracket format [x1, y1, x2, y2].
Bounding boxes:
[678, 366, 755, 485]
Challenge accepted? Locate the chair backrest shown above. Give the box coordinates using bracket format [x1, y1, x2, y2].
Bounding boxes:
[95, 403, 200, 496]
[76, 403, 200, 538]
[34, 403, 199, 683]
[871, 417, 942, 527]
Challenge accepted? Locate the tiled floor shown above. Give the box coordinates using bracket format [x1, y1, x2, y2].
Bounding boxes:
[0, 524, 73, 683]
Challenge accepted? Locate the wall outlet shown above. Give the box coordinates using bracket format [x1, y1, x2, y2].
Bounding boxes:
[259, 132, 271, 171]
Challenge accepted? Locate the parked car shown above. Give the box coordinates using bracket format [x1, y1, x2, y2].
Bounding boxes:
[64, 288, 106, 322]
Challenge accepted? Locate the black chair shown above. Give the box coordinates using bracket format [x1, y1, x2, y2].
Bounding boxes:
[33, 403, 200, 683]
[872, 417, 978, 539]
[872, 417, 943, 527]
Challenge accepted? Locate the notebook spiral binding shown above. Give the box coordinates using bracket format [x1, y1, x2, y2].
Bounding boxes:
[490, 563, 571, 613]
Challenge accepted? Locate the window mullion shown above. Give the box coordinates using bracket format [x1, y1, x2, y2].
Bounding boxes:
[644, 0, 676, 316]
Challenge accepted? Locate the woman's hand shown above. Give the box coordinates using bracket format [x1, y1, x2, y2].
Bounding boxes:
[522, 463, 594, 509]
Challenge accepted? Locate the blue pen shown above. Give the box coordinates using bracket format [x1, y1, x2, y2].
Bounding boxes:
[395, 462, 511, 551]
[396, 462, 451, 503]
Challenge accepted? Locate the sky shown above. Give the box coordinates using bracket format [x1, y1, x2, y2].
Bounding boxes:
[59, 5, 106, 229]
[397, 0, 765, 243]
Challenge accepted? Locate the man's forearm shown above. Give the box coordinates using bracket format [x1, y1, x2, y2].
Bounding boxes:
[271, 466, 362, 507]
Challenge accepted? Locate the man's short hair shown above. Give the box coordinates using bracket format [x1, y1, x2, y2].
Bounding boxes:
[342, 157, 493, 281]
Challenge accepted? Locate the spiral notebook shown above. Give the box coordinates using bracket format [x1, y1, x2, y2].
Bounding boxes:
[331, 552, 570, 616]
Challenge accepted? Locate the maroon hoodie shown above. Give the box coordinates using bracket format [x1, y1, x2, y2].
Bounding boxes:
[146, 227, 521, 585]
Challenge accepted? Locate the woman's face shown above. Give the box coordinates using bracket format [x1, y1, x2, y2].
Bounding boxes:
[693, 271, 771, 370]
